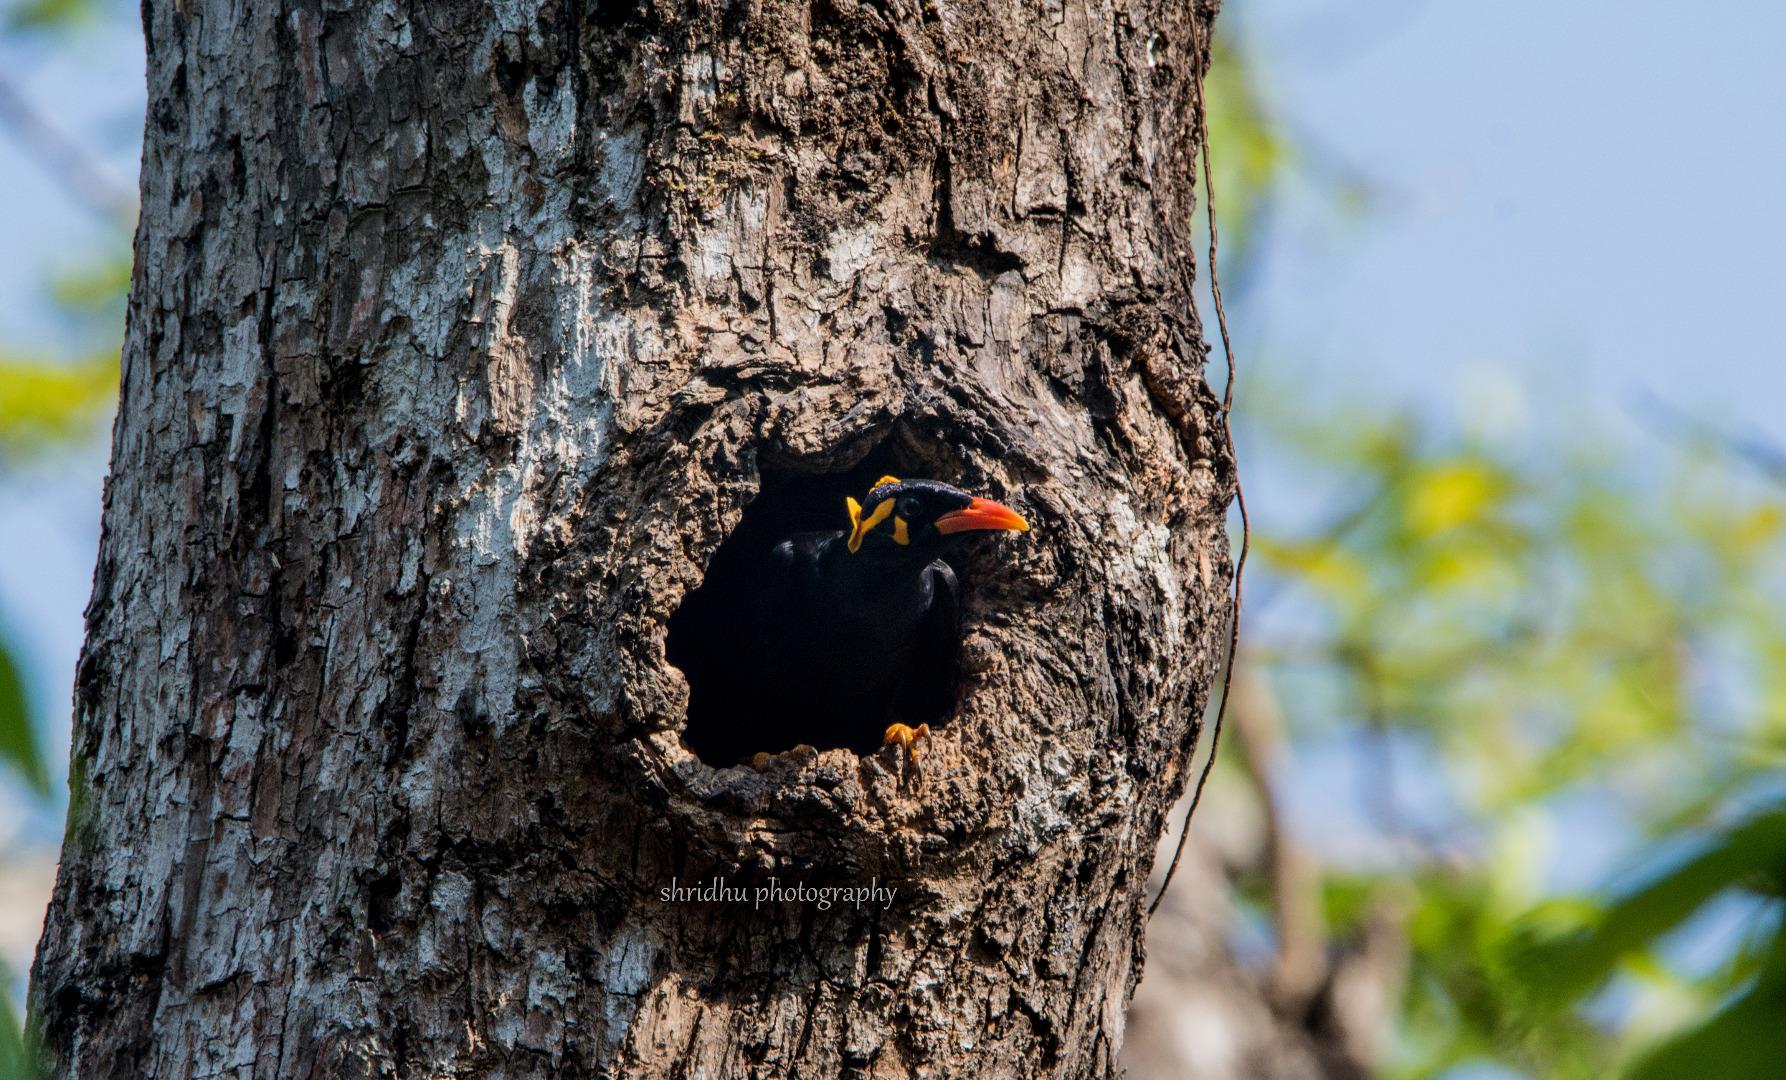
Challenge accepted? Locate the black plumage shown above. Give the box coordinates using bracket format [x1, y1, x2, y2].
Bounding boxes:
[669, 477, 1028, 766]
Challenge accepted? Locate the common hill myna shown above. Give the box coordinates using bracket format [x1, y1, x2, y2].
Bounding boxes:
[671, 476, 1029, 767]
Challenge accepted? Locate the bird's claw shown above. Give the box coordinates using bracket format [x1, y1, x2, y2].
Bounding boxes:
[751, 744, 818, 772]
[882, 722, 930, 762]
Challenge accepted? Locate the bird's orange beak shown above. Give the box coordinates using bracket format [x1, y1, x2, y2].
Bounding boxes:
[934, 497, 1030, 535]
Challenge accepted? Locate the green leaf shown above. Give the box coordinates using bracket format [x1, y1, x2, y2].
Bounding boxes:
[1401, 460, 1512, 539]
[1625, 919, 1786, 1080]
[1625, 986, 1786, 1080]
[1502, 809, 1786, 1008]
[0, 962, 41, 1080]
[47, 253, 132, 316]
[0, 354, 118, 455]
[0, 640, 49, 797]
[2, 0, 98, 34]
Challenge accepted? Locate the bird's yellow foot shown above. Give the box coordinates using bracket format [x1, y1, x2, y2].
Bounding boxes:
[882, 722, 930, 762]
[751, 744, 818, 771]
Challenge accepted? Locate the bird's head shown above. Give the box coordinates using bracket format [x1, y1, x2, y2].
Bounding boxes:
[845, 476, 1029, 558]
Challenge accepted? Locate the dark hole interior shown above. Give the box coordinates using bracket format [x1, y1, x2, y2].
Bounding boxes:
[668, 448, 965, 767]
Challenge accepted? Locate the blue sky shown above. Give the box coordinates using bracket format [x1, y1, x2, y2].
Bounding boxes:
[0, 13, 140, 349]
[1232, 0, 1786, 440]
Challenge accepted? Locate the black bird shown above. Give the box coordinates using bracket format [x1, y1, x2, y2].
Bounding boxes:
[670, 476, 1030, 767]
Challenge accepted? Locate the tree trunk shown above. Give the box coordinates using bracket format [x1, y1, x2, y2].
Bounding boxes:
[30, 0, 1233, 1075]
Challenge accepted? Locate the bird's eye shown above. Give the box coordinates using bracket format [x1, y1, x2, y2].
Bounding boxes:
[897, 496, 921, 520]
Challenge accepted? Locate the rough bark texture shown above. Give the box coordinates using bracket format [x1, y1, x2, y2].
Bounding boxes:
[31, 0, 1233, 1075]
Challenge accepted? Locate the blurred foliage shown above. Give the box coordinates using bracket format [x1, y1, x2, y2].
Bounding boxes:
[0, 644, 47, 798]
[47, 253, 130, 317]
[1202, 39, 1370, 291]
[1244, 390, 1786, 1078]
[0, 352, 118, 459]
[1202, 39, 1289, 280]
[0, 12, 127, 787]
[1504, 808, 1786, 1080]
[1, 0, 98, 34]
[0, 327, 119, 801]
[1207, 35, 1786, 1080]
[0, 978, 35, 1079]
[0, 4, 126, 1067]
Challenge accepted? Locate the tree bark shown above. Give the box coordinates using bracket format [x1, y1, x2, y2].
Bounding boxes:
[30, 0, 1233, 1075]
